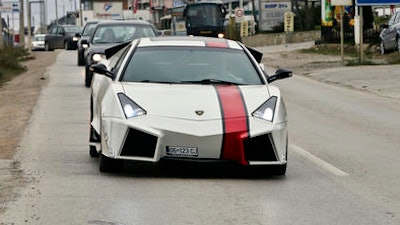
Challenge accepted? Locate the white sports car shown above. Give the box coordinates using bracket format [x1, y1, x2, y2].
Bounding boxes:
[89, 36, 292, 175]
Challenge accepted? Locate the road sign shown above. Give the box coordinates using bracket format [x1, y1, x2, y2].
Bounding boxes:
[235, 8, 244, 22]
[356, 0, 400, 5]
[0, 1, 19, 13]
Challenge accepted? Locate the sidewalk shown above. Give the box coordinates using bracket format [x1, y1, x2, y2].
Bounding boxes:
[305, 65, 400, 101]
[256, 43, 400, 101]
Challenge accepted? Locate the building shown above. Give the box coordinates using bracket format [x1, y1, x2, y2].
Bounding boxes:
[80, 0, 175, 25]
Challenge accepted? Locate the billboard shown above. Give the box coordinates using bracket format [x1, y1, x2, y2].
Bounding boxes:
[259, 0, 292, 31]
[322, 0, 355, 27]
[94, 2, 123, 20]
[356, 0, 400, 5]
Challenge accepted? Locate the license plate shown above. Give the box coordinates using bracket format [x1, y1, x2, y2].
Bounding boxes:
[166, 146, 198, 157]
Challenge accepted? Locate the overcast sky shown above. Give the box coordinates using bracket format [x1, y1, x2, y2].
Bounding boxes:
[1, 0, 79, 29]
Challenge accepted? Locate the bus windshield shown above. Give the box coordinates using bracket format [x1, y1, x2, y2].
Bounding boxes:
[186, 4, 224, 28]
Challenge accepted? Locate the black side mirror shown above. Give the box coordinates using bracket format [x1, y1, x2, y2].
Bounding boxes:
[81, 39, 89, 45]
[267, 68, 292, 83]
[89, 64, 115, 79]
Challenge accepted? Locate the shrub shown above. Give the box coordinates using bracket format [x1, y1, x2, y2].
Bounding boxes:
[0, 46, 29, 85]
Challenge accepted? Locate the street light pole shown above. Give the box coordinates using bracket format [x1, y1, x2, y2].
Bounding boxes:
[0, 11, 3, 48]
[19, 0, 24, 46]
[27, 0, 31, 51]
[55, 0, 58, 24]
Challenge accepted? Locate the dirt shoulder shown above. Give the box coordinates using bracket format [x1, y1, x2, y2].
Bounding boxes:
[0, 50, 60, 159]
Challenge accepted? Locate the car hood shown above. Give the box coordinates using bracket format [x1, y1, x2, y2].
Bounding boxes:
[121, 83, 271, 120]
[87, 43, 120, 55]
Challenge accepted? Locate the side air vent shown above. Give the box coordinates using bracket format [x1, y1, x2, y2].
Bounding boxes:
[120, 129, 157, 158]
[243, 134, 277, 161]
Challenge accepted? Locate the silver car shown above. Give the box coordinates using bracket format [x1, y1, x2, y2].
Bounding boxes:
[380, 11, 400, 54]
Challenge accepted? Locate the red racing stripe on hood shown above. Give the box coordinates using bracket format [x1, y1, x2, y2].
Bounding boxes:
[215, 85, 249, 165]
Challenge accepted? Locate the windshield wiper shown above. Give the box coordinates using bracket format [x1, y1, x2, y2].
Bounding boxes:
[139, 80, 177, 84]
[181, 79, 241, 85]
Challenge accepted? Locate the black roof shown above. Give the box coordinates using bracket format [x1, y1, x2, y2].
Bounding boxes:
[96, 20, 154, 26]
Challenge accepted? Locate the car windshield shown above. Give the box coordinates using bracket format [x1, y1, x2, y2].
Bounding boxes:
[92, 25, 156, 44]
[82, 23, 98, 36]
[64, 26, 81, 34]
[33, 35, 45, 41]
[121, 47, 263, 85]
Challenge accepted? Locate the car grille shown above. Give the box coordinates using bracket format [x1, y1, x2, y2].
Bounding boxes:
[120, 129, 157, 158]
[243, 134, 278, 161]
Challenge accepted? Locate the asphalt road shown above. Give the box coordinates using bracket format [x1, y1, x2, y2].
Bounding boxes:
[1, 50, 399, 225]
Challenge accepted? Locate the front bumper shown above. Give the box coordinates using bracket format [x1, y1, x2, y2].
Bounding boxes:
[99, 115, 287, 166]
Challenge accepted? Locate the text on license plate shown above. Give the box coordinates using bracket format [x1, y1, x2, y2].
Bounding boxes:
[166, 146, 198, 157]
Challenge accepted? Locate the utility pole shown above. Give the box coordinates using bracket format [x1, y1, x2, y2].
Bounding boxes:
[55, 0, 58, 24]
[19, 0, 24, 46]
[27, 0, 31, 51]
[0, 10, 3, 48]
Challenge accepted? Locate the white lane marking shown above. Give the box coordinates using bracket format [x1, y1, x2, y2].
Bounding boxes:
[290, 144, 349, 177]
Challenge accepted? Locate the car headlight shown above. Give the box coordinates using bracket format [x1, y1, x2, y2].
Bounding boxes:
[73, 37, 79, 41]
[92, 53, 105, 62]
[252, 96, 277, 122]
[217, 33, 224, 38]
[118, 93, 146, 119]
[82, 44, 89, 48]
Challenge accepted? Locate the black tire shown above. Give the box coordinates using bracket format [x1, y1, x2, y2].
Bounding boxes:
[77, 50, 85, 66]
[89, 145, 99, 158]
[45, 43, 53, 51]
[397, 37, 400, 52]
[85, 66, 93, 87]
[380, 41, 386, 55]
[99, 154, 124, 173]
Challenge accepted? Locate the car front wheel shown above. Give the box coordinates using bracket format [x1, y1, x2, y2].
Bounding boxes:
[397, 37, 400, 52]
[78, 50, 85, 66]
[45, 43, 53, 51]
[85, 66, 93, 87]
[90, 146, 99, 158]
[380, 41, 386, 55]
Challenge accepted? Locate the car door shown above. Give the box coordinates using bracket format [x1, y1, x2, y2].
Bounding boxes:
[383, 12, 400, 50]
[55, 26, 66, 48]
[46, 26, 58, 49]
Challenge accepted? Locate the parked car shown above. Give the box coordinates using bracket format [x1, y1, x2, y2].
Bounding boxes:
[77, 21, 99, 66]
[83, 20, 158, 87]
[380, 11, 400, 54]
[44, 24, 81, 51]
[31, 34, 46, 51]
[89, 36, 292, 174]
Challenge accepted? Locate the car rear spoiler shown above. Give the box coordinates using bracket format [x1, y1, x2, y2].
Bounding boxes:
[245, 46, 263, 63]
[104, 41, 131, 59]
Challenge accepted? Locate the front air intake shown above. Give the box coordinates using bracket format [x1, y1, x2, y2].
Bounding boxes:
[120, 129, 157, 158]
[243, 134, 278, 161]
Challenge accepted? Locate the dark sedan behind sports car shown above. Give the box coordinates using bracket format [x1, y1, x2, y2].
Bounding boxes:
[77, 21, 99, 66]
[83, 20, 158, 87]
[45, 24, 81, 51]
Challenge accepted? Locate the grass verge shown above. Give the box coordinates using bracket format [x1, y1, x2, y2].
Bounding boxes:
[0, 46, 31, 87]
[299, 43, 400, 66]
